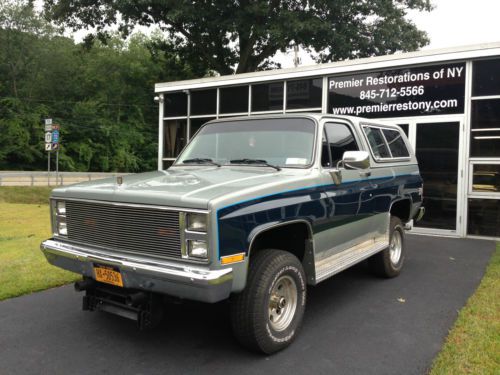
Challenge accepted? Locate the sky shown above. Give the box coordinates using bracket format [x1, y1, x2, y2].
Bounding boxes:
[276, 0, 500, 68]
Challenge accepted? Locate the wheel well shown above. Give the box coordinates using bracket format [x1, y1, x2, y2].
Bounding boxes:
[390, 199, 411, 223]
[249, 222, 311, 262]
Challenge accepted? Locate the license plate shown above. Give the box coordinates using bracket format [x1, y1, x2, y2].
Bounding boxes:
[94, 264, 123, 287]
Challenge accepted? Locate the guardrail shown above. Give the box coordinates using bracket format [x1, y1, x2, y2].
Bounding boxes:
[0, 172, 130, 186]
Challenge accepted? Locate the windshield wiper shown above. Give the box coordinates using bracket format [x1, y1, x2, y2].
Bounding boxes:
[183, 158, 221, 167]
[230, 158, 281, 171]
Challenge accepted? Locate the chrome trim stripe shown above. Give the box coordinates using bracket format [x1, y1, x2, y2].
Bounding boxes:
[50, 197, 209, 214]
[41, 239, 232, 285]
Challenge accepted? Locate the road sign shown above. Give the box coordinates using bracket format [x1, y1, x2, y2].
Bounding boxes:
[52, 124, 60, 131]
[45, 143, 52, 151]
[52, 130, 60, 143]
[45, 132, 53, 143]
[51, 143, 59, 151]
[45, 118, 52, 126]
[45, 124, 52, 131]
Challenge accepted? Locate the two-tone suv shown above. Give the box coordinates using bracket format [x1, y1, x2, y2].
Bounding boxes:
[41, 114, 424, 353]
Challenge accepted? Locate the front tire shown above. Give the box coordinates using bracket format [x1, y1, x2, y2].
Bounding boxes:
[369, 216, 405, 278]
[230, 249, 307, 354]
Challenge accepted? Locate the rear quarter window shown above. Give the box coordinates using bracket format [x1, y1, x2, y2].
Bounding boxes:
[382, 129, 410, 158]
[363, 127, 391, 158]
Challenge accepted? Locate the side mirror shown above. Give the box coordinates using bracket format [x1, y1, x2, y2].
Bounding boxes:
[342, 151, 370, 170]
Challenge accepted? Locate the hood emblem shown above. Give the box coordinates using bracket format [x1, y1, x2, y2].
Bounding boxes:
[117, 176, 123, 185]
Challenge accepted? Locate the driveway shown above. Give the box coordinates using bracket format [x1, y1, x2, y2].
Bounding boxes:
[0, 235, 494, 375]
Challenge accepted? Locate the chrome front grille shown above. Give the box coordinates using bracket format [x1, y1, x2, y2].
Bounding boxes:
[65, 200, 182, 260]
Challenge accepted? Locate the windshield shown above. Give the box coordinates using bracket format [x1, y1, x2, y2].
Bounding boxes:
[175, 118, 316, 168]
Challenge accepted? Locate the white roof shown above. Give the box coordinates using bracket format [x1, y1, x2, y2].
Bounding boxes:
[155, 42, 500, 93]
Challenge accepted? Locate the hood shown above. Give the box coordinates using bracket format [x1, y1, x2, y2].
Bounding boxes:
[51, 167, 315, 209]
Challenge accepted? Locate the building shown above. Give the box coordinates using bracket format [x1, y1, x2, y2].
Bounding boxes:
[154, 43, 500, 239]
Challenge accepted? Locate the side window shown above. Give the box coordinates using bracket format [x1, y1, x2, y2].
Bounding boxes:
[364, 127, 391, 158]
[382, 129, 410, 158]
[323, 122, 359, 167]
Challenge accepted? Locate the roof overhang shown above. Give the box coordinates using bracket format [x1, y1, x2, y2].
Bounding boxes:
[155, 42, 500, 93]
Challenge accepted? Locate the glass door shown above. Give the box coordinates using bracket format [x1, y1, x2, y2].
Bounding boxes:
[414, 121, 460, 231]
[393, 116, 465, 235]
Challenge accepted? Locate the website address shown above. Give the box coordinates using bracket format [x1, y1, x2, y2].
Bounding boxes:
[332, 99, 458, 116]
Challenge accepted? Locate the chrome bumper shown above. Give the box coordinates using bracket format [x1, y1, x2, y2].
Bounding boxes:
[40, 239, 233, 303]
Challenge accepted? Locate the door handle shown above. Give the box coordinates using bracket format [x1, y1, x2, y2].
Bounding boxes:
[359, 171, 371, 178]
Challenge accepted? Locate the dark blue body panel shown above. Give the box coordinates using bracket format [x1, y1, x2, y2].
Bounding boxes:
[217, 173, 423, 259]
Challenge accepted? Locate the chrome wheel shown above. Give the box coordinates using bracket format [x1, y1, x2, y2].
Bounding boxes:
[389, 229, 402, 265]
[268, 275, 298, 332]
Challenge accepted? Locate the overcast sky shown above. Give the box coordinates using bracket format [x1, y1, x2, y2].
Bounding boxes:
[277, 0, 500, 67]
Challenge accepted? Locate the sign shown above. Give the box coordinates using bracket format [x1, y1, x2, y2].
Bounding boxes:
[45, 143, 52, 151]
[45, 118, 52, 125]
[44, 124, 52, 131]
[328, 63, 466, 118]
[52, 124, 60, 131]
[45, 132, 53, 143]
[52, 130, 60, 143]
[51, 143, 59, 151]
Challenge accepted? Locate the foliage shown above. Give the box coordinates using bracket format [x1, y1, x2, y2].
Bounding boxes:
[0, 1, 199, 172]
[44, 0, 432, 74]
[0, 202, 79, 301]
[430, 244, 500, 374]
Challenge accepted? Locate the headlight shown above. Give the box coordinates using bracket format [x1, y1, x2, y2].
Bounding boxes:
[52, 199, 68, 237]
[186, 213, 207, 232]
[56, 201, 66, 215]
[187, 240, 208, 259]
[57, 218, 68, 236]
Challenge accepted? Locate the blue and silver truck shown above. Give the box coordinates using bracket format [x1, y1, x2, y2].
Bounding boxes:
[41, 114, 424, 353]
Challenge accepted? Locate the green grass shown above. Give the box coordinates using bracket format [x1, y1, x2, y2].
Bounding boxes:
[0, 202, 79, 301]
[0, 186, 53, 205]
[430, 244, 500, 374]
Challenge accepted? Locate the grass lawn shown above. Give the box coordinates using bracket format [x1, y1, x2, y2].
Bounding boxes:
[0, 186, 53, 205]
[430, 244, 500, 374]
[0, 202, 79, 301]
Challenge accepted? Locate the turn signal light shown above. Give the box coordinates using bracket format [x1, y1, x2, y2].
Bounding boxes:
[221, 253, 245, 265]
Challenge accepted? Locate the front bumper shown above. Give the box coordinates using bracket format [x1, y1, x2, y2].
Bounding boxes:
[40, 239, 233, 303]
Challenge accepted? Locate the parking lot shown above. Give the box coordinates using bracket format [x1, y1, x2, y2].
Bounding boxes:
[0, 235, 494, 375]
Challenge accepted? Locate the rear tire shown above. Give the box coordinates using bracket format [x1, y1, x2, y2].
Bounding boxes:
[230, 249, 307, 354]
[369, 216, 405, 278]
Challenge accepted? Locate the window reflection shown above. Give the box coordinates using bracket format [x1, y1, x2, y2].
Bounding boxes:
[472, 164, 500, 193]
[468, 198, 500, 236]
[286, 78, 322, 109]
[251, 82, 284, 112]
[472, 58, 500, 97]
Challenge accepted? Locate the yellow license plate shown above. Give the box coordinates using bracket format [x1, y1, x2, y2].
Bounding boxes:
[94, 265, 123, 287]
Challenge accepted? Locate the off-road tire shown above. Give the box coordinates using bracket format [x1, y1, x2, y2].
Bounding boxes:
[369, 216, 405, 278]
[230, 249, 307, 354]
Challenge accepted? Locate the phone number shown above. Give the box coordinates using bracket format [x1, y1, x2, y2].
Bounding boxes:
[359, 86, 425, 100]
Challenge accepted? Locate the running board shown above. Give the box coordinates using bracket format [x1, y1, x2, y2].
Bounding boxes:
[314, 238, 389, 284]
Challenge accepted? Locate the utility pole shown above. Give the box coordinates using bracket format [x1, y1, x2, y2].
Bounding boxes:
[293, 44, 301, 68]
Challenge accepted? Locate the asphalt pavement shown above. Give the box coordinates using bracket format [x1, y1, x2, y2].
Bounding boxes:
[0, 235, 495, 375]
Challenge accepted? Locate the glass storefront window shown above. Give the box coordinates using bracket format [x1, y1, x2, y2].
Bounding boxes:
[251, 82, 284, 112]
[471, 99, 500, 129]
[190, 117, 215, 137]
[472, 58, 500, 97]
[191, 89, 216, 115]
[471, 164, 500, 193]
[164, 92, 187, 117]
[220, 86, 249, 114]
[468, 198, 500, 237]
[470, 130, 500, 157]
[164, 119, 187, 158]
[286, 78, 322, 109]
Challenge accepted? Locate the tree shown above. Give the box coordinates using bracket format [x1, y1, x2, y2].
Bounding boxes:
[44, 0, 432, 75]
